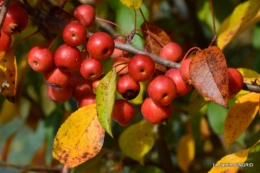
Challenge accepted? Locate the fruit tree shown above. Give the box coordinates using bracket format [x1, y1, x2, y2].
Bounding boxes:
[0, 0, 260, 173]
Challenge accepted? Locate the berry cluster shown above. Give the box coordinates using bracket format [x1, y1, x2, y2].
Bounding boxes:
[0, 4, 28, 51]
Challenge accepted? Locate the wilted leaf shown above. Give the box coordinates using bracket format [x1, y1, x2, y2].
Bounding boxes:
[141, 21, 172, 72]
[188, 90, 208, 118]
[237, 68, 260, 84]
[209, 140, 260, 173]
[189, 46, 229, 108]
[119, 120, 154, 164]
[0, 50, 17, 103]
[0, 99, 19, 124]
[177, 134, 195, 173]
[217, 0, 260, 49]
[96, 68, 117, 137]
[52, 104, 105, 168]
[120, 0, 143, 10]
[224, 92, 260, 147]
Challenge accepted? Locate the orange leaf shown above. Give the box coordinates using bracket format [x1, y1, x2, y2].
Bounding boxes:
[52, 104, 105, 168]
[189, 46, 229, 108]
[0, 50, 17, 103]
[224, 93, 260, 147]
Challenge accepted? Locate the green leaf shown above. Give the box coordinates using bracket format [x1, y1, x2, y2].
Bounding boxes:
[119, 120, 154, 164]
[96, 68, 117, 137]
[217, 0, 260, 49]
[120, 0, 143, 10]
[244, 144, 260, 173]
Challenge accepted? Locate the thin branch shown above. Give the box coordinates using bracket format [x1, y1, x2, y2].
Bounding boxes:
[0, 0, 9, 31]
[0, 161, 62, 173]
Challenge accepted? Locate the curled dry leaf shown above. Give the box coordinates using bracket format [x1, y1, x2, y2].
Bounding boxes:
[52, 104, 105, 168]
[189, 46, 229, 108]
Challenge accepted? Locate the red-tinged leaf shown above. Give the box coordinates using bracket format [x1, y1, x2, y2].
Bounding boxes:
[189, 46, 229, 108]
[141, 21, 172, 72]
[25, 105, 42, 131]
[2, 132, 17, 161]
[31, 140, 47, 166]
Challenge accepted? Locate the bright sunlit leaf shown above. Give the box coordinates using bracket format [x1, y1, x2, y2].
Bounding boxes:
[120, 0, 143, 10]
[119, 120, 154, 164]
[177, 134, 195, 173]
[237, 68, 260, 84]
[0, 50, 17, 103]
[209, 140, 260, 173]
[96, 68, 117, 137]
[224, 93, 260, 147]
[217, 0, 260, 49]
[52, 104, 105, 168]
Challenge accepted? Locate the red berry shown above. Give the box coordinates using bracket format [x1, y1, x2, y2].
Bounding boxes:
[62, 22, 87, 47]
[44, 67, 70, 89]
[228, 68, 243, 99]
[159, 42, 183, 62]
[47, 84, 72, 103]
[148, 75, 177, 106]
[141, 97, 173, 124]
[74, 4, 96, 28]
[117, 75, 140, 100]
[54, 44, 82, 72]
[112, 57, 129, 77]
[0, 30, 12, 51]
[78, 94, 96, 108]
[80, 58, 103, 80]
[92, 74, 104, 92]
[165, 69, 192, 96]
[28, 46, 54, 72]
[86, 32, 115, 60]
[112, 99, 135, 126]
[111, 39, 129, 59]
[2, 4, 28, 34]
[128, 54, 155, 82]
[180, 58, 192, 83]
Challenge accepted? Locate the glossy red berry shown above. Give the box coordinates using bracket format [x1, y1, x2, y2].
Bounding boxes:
[180, 58, 192, 83]
[44, 67, 70, 89]
[86, 32, 115, 60]
[74, 4, 96, 28]
[2, 4, 28, 34]
[47, 84, 72, 103]
[28, 46, 54, 72]
[112, 57, 129, 77]
[0, 30, 12, 51]
[228, 68, 243, 99]
[128, 54, 155, 82]
[117, 75, 140, 100]
[159, 42, 183, 62]
[54, 44, 82, 72]
[80, 58, 103, 80]
[147, 75, 177, 106]
[78, 94, 96, 108]
[111, 39, 129, 59]
[141, 97, 173, 124]
[62, 22, 87, 47]
[112, 99, 135, 126]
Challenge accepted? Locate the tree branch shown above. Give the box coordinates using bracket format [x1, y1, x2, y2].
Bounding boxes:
[0, 0, 9, 31]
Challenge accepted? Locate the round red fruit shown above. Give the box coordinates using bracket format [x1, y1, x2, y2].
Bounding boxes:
[28, 46, 54, 72]
[128, 54, 155, 82]
[141, 97, 173, 124]
[228, 68, 243, 99]
[62, 22, 87, 47]
[86, 32, 115, 60]
[0, 30, 12, 51]
[80, 58, 103, 80]
[78, 94, 96, 108]
[111, 39, 129, 59]
[112, 57, 129, 77]
[159, 42, 183, 62]
[165, 69, 192, 96]
[117, 75, 140, 100]
[2, 4, 28, 34]
[148, 75, 177, 106]
[112, 99, 135, 126]
[47, 84, 72, 103]
[44, 67, 70, 89]
[74, 4, 96, 28]
[180, 58, 192, 83]
[54, 44, 82, 72]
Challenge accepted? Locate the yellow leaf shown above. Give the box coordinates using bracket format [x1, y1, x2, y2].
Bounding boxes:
[0, 99, 19, 124]
[177, 134, 195, 173]
[119, 120, 154, 164]
[237, 68, 260, 84]
[224, 93, 260, 147]
[208, 140, 260, 173]
[217, 0, 260, 49]
[0, 50, 17, 103]
[52, 104, 105, 168]
[120, 0, 143, 10]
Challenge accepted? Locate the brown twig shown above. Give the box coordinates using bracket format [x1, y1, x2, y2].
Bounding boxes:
[0, 0, 9, 31]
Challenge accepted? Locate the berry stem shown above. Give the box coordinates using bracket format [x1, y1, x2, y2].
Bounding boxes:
[96, 17, 128, 36]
